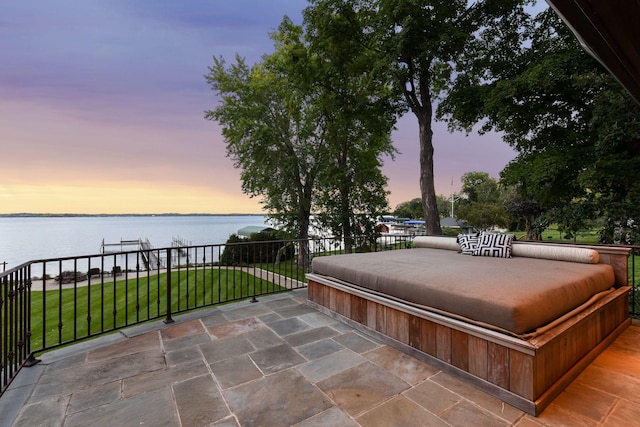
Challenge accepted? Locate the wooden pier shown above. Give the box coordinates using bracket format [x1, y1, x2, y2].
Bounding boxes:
[100, 238, 161, 270]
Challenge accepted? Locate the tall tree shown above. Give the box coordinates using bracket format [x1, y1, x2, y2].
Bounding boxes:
[302, 2, 397, 252]
[306, 0, 530, 235]
[393, 195, 450, 219]
[505, 192, 543, 239]
[393, 198, 422, 219]
[440, 8, 640, 243]
[459, 171, 500, 204]
[206, 15, 398, 256]
[455, 172, 508, 231]
[204, 24, 326, 261]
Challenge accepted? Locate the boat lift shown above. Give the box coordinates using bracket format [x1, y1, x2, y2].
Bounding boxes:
[100, 238, 161, 270]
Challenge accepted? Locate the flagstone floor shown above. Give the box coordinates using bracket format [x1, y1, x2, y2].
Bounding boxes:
[2, 288, 639, 426]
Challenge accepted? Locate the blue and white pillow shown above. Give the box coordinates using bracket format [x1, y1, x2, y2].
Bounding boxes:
[457, 233, 479, 255]
[474, 233, 514, 258]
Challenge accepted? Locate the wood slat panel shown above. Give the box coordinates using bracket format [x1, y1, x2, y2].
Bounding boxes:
[533, 346, 550, 398]
[419, 318, 437, 356]
[615, 294, 628, 325]
[366, 300, 377, 330]
[329, 287, 338, 312]
[597, 310, 606, 343]
[488, 342, 509, 389]
[350, 294, 366, 324]
[308, 280, 319, 304]
[308, 280, 315, 302]
[319, 281, 329, 305]
[375, 303, 386, 334]
[510, 350, 534, 399]
[581, 315, 598, 357]
[385, 307, 410, 343]
[561, 327, 578, 377]
[340, 290, 351, 317]
[451, 330, 469, 370]
[535, 349, 556, 402]
[396, 310, 410, 344]
[436, 324, 452, 363]
[386, 307, 399, 341]
[409, 316, 422, 349]
[468, 335, 488, 379]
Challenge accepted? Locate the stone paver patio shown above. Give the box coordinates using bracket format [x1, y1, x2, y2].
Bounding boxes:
[2, 288, 639, 426]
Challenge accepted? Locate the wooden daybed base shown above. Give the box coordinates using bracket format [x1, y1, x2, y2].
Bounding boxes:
[306, 244, 631, 416]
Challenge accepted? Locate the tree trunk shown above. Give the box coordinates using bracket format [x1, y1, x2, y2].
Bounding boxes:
[525, 215, 533, 240]
[337, 139, 353, 254]
[417, 111, 442, 235]
[296, 188, 312, 267]
[342, 198, 353, 254]
[296, 215, 310, 268]
[341, 175, 353, 255]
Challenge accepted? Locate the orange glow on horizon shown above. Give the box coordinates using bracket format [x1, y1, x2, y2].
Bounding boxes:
[0, 182, 264, 215]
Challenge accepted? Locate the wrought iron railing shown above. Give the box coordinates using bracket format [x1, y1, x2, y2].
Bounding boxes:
[0, 262, 37, 397]
[0, 233, 415, 396]
[630, 247, 640, 318]
[2, 234, 638, 398]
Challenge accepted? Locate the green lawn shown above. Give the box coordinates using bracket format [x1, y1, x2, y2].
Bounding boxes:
[506, 224, 602, 244]
[255, 259, 308, 281]
[31, 267, 284, 351]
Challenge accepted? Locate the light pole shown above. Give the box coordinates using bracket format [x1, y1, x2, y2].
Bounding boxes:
[449, 177, 460, 218]
[450, 193, 460, 218]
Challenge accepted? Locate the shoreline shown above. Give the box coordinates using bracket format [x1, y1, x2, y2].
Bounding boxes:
[29, 271, 167, 291]
[29, 268, 305, 291]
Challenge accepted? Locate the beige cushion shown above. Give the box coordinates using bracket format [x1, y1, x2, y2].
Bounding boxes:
[413, 236, 459, 251]
[311, 248, 614, 335]
[414, 236, 600, 264]
[512, 243, 599, 264]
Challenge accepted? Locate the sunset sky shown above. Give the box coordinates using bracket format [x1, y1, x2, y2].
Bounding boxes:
[0, 0, 531, 215]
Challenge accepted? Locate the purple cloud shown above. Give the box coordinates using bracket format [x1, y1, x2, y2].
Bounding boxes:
[0, 0, 522, 214]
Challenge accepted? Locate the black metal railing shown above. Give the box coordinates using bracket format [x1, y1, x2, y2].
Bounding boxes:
[0, 262, 38, 398]
[0, 233, 414, 396]
[630, 247, 640, 318]
[2, 234, 639, 398]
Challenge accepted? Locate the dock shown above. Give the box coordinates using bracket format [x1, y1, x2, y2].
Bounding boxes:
[100, 238, 161, 270]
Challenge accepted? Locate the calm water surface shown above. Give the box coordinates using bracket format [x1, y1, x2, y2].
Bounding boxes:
[0, 215, 268, 270]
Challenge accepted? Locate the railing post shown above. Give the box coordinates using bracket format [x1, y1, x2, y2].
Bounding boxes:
[632, 248, 638, 317]
[23, 269, 39, 367]
[164, 249, 174, 324]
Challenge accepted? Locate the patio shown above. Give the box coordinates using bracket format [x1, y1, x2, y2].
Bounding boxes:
[2, 288, 639, 426]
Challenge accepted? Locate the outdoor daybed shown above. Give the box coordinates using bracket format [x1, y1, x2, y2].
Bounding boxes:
[306, 235, 631, 415]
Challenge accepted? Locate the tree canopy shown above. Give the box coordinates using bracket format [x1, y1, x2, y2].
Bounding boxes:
[303, 0, 531, 235]
[439, 8, 640, 243]
[205, 15, 396, 254]
[206, 2, 640, 245]
[303, 2, 397, 251]
[454, 172, 509, 231]
[205, 36, 322, 248]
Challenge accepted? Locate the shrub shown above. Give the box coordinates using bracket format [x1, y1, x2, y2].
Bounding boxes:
[220, 231, 294, 265]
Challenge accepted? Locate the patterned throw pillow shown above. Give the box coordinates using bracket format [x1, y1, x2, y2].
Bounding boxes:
[474, 233, 515, 258]
[457, 233, 479, 255]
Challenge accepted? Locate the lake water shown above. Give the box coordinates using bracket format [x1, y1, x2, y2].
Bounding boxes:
[0, 215, 268, 271]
